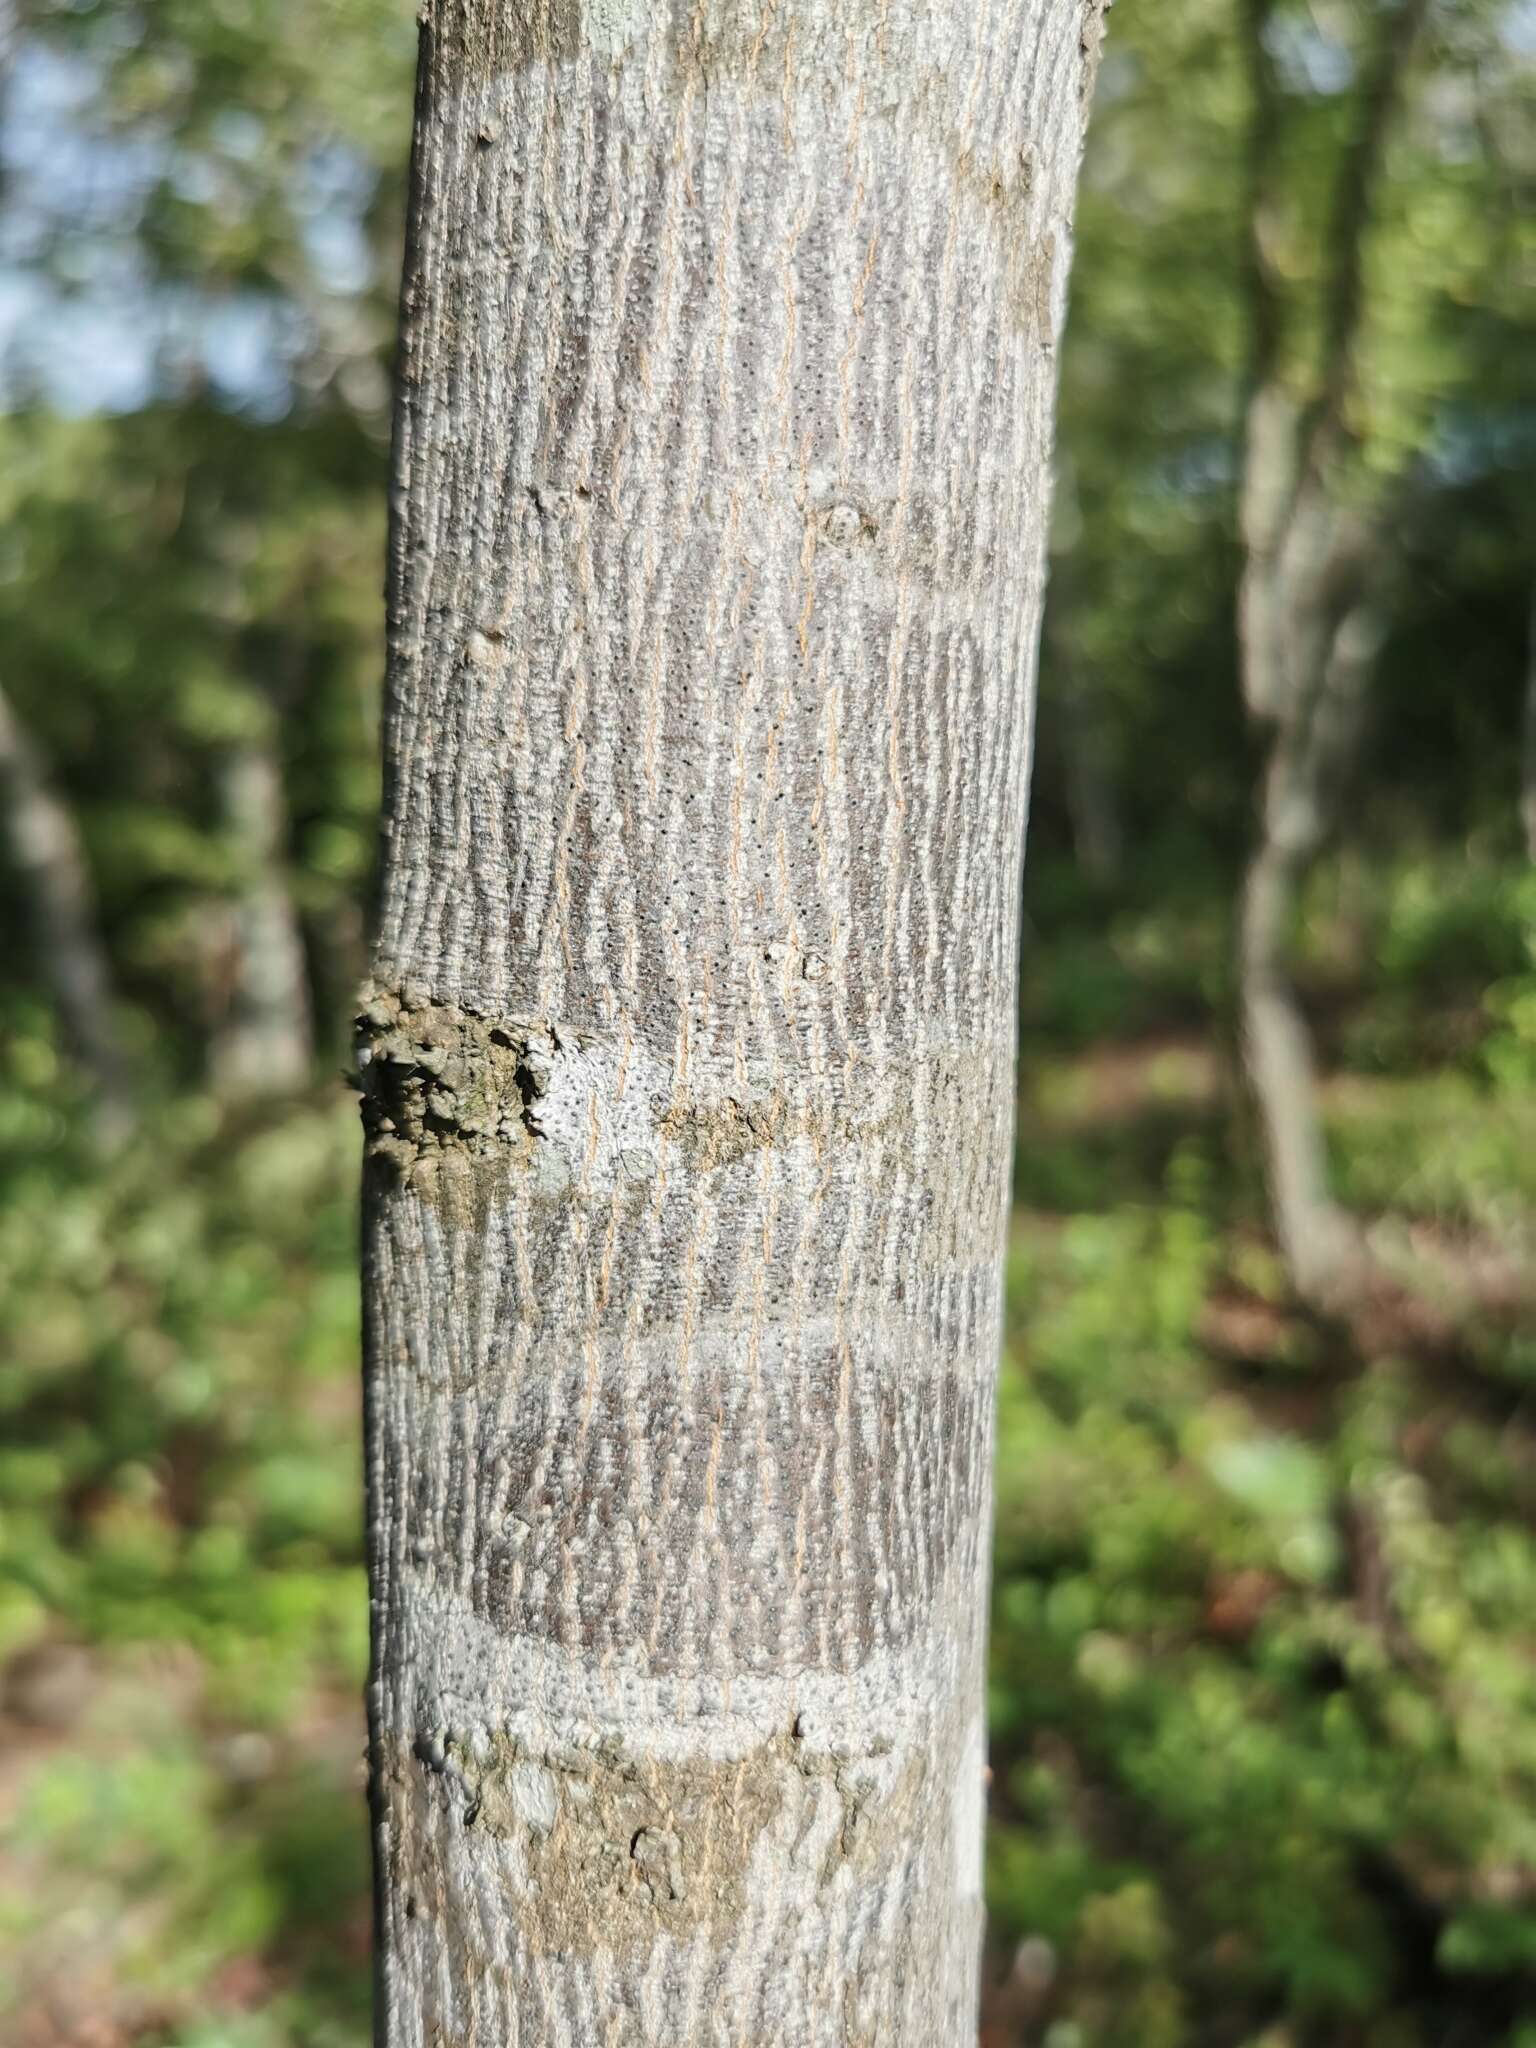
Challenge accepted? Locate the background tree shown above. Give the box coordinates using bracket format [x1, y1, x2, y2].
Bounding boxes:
[0, 675, 132, 1140]
[1233, 0, 1432, 1307]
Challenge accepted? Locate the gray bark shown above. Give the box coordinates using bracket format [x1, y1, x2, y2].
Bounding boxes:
[211, 735, 314, 1098]
[0, 678, 133, 1142]
[362, 4, 1097, 2042]
[1237, 524, 1381, 1301]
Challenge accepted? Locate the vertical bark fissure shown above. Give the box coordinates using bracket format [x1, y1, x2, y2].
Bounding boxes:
[364, 5, 1094, 2041]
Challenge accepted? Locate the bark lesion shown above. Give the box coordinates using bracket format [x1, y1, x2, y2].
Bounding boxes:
[354, 984, 547, 1193]
[1079, 0, 1113, 109]
[656, 1086, 793, 1168]
[656, 1073, 939, 1174]
[386, 1719, 930, 1958]
[400, 1728, 785, 1952]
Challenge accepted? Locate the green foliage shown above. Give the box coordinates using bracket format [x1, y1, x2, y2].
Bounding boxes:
[0, 1045, 364, 1678]
[990, 862, 1536, 2045]
[0, 1024, 369, 2036]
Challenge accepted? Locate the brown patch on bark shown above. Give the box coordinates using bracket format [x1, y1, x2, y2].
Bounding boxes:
[946, 140, 1046, 339]
[808, 1741, 928, 1889]
[1079, 0, 1113, 108]
[655, 1044, 987, 1172]
[353, 985, 541, 1218]
[467, 1734, 785, 1951]
[657, 1087, 793, 1167]
[383, 1723, 929, 1959]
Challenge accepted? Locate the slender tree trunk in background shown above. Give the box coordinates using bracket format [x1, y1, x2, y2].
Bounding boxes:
[212, 736, 314, 1098]
[0, 679, 133, 1143]
[360, 4, 1098, 2041]
[1057, 665, 1122, 883]
[1237, 526, 1382, 1300]
[1521, 580, 1536, 864]
[1235, 0, 1426, 1308]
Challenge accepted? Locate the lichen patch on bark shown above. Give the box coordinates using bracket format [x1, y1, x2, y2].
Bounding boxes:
[1079, 0, 1113, 104]
[656, 1088, 794, 1169]
[653, 1052, 976, 1176]
[354, 985, 547, 1206]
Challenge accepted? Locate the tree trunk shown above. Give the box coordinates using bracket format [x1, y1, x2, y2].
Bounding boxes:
[1238, 570, 1382, 1304]
[1233, 0, 1426, 1309]
[362, 6, 1097, 2042]
[0, 678, 133, 1143]
[211, 735, 314, 1099]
